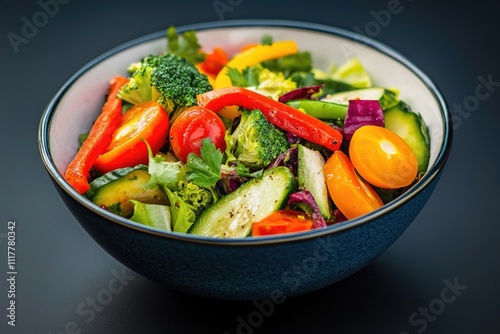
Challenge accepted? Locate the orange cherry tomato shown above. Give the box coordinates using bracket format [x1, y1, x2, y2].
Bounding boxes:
[324, 150, 383, 220]
[252, 210, 314, 236]
[349, 125, 418, 189]
[93, 101, 169, 173]
[169, 106, 227, 163]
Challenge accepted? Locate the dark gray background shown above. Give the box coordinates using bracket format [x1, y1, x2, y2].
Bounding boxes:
[1, 0, 499, 333]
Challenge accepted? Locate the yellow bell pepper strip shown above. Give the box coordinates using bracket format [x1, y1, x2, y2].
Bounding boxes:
[64, 76, 129, 194]
[197, 87, 343, 151]
[214, 40, 299, 119]
[215, 40, 298, 89]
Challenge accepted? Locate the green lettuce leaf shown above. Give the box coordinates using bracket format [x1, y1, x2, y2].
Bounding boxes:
[130, 200, 172, 231]
[165, 189, 196, 233]
[330, 58, 372, 88]
[144, 142, 186, 190]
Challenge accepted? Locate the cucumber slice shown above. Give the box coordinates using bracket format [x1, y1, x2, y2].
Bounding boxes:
[85, 165, 147, 199]
[189, 167, 296, 238]
[321, 87, 398, 110]
[297, 145, 331, 219]
[86, 165, 169, 217]
[384, 101, 431, 174]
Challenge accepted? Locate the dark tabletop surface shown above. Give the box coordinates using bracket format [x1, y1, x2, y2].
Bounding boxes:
[1, 0, 499, 333]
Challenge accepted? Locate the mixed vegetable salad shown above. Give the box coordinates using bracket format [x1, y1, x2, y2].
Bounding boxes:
[64, 27, 430, 238]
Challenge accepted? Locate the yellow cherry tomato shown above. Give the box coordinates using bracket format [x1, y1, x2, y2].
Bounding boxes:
[349, 125, 418, 189]
[324, 150, 383, 220]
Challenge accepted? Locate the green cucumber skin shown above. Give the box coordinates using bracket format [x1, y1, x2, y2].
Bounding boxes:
[297, 145, 331, 220]
[188, 167, 297, 238]
[86, 165, 168, 218]
[384, 102, 431, 174]
[85, 165, 148, 199]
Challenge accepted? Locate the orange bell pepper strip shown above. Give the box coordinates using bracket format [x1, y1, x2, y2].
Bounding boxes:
[64, 76, 129, 194]
[197, 87, 343, 151]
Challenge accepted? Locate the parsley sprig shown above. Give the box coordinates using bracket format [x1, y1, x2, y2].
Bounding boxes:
[166, 26, 206, 65]
[186, 138, 223, 200]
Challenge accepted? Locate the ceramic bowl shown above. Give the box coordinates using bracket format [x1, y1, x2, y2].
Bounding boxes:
[39, 19, 452, 300]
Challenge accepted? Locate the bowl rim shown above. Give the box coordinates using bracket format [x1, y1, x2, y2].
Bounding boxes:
[38, 19, 453, 246]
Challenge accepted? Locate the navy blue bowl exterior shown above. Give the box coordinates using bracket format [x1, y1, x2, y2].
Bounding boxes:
[40, 19, 453, 300]
[53, 172, 442, 300]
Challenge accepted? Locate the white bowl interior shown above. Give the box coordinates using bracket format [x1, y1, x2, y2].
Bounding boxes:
[49, 26, 445, 175]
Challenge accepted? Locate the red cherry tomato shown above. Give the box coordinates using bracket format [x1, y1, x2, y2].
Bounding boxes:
[169, 106, 227, 162]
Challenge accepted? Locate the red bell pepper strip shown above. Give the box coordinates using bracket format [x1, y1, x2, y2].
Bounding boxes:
[252, 210, 314, 236]
[64, 76, 129, 194]
[198, 47, 229, 77]
[197, 87, 343, 151]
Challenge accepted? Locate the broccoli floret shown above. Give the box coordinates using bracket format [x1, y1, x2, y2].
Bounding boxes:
[175, 180, 213, 214]
[151, 54, 212, 120]
[117, 53, 212, 122]
[116, 55, 161, 105]
[225, 109, 290, 169]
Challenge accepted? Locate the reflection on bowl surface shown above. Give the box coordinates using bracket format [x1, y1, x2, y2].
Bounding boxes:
[39, 19, 452, 300]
